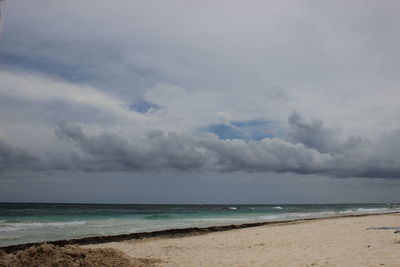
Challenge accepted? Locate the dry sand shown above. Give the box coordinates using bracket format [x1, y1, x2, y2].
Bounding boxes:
[85, 213, 400, 267]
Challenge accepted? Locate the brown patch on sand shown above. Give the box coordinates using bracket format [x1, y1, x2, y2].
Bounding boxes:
[0, 243, 161, 267]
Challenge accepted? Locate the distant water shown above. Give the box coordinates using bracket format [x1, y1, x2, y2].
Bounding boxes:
[0, 203, 399, 247]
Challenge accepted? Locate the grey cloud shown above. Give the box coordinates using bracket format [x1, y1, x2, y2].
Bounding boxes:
[288, 112, 362, 154]
[330, 130, 400, 179]
[0, 140, 42, 172]
[54, 123, 209, 172]
[54, 117, 400, 179]
[288, 113, 400, 178]
[3, 116, 398, 179]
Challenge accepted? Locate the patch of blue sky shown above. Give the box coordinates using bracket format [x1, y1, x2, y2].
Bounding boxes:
[129, 100, 161, 113]
[203, 120, 284, 141]
[0, 51, 92, 84]
[0, 36, 153, 101]
[0, 36, 93, 83]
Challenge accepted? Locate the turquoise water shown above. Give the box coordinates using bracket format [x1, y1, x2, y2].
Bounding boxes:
[0, 203, 399, 247]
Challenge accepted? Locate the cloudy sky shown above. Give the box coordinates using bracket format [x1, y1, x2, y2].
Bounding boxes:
[1, 0, 400, 203]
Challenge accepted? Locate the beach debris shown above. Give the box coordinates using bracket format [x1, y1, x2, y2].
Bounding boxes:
[366, 227, 400, 230]
[367, 227, 400, 234]
[0, 243, 161, 267]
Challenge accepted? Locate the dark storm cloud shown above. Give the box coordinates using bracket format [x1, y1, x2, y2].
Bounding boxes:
[288, 112, 362, 154]
[0, 140, 42, 172]
[53, 115, 400, 179]
[55, 122, 317, 174]
[54, 123, 210, 172]
[2, 114, 399, 179]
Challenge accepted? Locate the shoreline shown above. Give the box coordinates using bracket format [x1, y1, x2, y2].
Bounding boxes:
[1, 211, 399, 254]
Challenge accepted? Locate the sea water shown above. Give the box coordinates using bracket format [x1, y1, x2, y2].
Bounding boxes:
[0, 203, 399, 247]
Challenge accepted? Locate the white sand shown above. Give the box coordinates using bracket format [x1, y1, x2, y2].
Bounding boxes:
[87, 213, 400, 266]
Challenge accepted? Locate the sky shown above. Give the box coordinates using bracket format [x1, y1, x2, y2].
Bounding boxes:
[0, 0, 400, 204]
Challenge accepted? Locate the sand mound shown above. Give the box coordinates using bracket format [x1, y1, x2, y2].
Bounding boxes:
[0, 243, 160, 267]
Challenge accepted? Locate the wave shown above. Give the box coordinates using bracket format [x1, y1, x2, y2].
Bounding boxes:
[272, 206, 283, 210]
[338, 207, 394, 215]
[0, 221, 86, 232]
[86, 219, 117, 228]
[228, 207, 238, 210]
[356, 207, 395, 214]
[191, 217, 250, 223]
[286, 211, 337, 218]
[143, 214, 173, 220]
[273, 208, 397, 221]
[257, 215, 281, 220]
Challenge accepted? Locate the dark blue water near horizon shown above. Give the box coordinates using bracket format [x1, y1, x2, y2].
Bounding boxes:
[1, 202, 399, 247]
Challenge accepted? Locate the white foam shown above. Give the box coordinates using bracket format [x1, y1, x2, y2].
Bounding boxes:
[272, 206, 283, 210]
[338, 209, 354, 214]
[228, 207, 238, 210]
[356, 208, 388, 213]
[0, 221, 86, 232]
[194, 217, 249, 223]
[260, 211, 338, 222]
[338, 207, 395, 215]
[258, 215, 281, 220]
[86, 219, 117, 227]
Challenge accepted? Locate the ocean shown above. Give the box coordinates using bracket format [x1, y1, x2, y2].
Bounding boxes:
[0, 203, 399, 247]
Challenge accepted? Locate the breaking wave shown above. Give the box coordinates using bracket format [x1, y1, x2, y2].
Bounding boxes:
[0, 221, 86, 232]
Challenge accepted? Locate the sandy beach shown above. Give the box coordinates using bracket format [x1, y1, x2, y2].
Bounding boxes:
[84, 213, 400, 266]
[2, 213, 400, 266]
